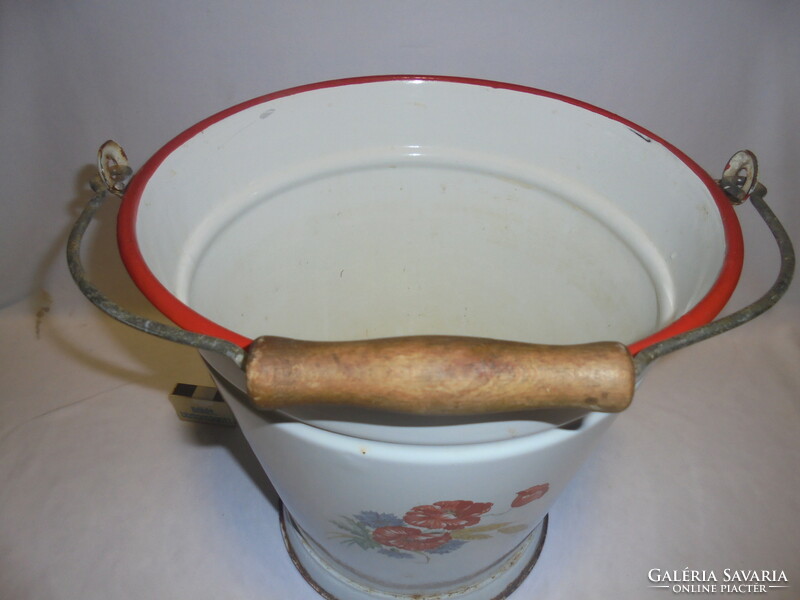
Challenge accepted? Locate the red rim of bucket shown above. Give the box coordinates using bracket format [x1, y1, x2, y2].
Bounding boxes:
[117, 75, 744, 355]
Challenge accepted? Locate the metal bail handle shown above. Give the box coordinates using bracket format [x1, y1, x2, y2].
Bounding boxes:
[67, 142, 248, 369]
[68, 143, 794, 415]
[632, 150, 794, 375]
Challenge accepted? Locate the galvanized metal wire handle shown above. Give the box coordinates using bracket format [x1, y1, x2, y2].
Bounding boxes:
[67, 142, 247, 368]
[68, 143, 794, 414]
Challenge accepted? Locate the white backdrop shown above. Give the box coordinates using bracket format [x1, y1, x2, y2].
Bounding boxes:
[1, 2, 798, 600]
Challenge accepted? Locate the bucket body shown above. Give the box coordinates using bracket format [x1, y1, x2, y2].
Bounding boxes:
[206, 352, 614, 597]
[117, 77, 742, 598]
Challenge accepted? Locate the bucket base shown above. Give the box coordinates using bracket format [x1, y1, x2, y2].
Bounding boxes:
[280, 505, 548, 600]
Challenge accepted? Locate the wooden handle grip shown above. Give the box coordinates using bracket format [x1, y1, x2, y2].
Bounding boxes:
[245, 335, 634, 415]
[245, 336, 635, 415]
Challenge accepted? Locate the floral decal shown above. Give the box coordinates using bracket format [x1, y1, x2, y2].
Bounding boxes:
[511, 483, 550, 508]
[372, 526, 452, 552]
[330, 483, 549, 560]
[403, 500, 493, 530]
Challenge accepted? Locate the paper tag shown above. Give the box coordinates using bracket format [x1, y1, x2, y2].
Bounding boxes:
[169, 383, 237, 427]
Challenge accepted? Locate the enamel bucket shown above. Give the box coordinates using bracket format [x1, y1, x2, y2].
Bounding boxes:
[69, 76, 793, 600]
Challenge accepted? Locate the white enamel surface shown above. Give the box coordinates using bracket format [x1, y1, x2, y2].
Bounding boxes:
[136, 80, 725, 349]
[186, 154, 663, 344]
[209, 366, 614, 598]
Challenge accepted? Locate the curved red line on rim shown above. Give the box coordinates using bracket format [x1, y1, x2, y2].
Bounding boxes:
[117, 75, 743, 354]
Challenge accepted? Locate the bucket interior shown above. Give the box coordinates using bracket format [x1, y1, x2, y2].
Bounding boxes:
[119, 77, 740, 440]
[185, 158, 671, 346]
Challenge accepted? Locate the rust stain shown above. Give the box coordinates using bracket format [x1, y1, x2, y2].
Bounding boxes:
[35, 289, 52, 339]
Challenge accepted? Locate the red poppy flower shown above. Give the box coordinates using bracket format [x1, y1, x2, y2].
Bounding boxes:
[403, 500, 493, 531]
[511, 483, 549, 508]
[372, 526, 452, 551]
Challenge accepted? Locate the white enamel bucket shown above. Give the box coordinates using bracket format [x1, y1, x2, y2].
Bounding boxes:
[68, 76, 793, 600]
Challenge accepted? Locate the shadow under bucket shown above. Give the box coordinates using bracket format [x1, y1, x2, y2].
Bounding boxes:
[68, 76, 793, 600]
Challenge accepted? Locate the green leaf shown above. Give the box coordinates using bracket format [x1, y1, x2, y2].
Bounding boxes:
[459, 522, 511, 533]
[330, 517, 381, 550]
[450, 530, 493, 540]
[498, 524, 529, 535]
